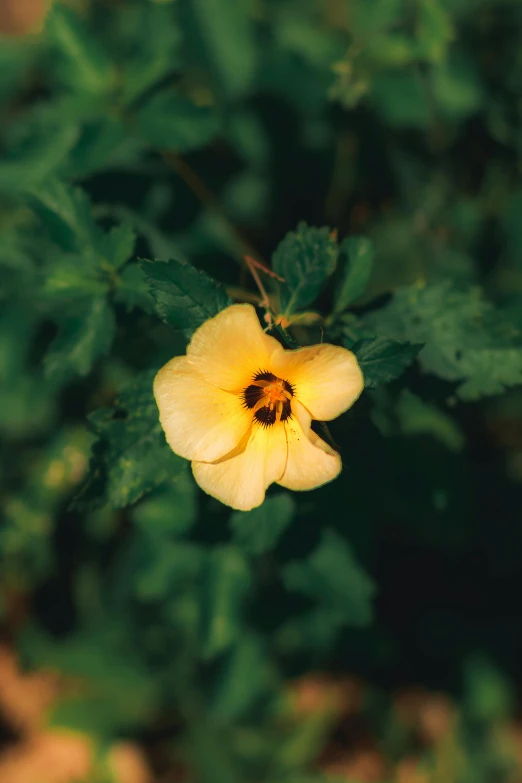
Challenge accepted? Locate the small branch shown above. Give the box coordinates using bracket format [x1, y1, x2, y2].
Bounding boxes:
[244, 254, 274, 324]
[162, 151, 265, 265]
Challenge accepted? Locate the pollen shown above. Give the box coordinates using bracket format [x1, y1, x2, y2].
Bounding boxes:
[242, 370, 294, 427]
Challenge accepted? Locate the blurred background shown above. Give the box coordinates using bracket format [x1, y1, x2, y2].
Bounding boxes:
[2, 0, 522, 781]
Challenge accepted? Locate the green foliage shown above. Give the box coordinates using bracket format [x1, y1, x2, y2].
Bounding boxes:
[143, 257, 233, 337]
[333, 236, 374, 313]
[2, 1, 522, 781]
[354, 336, 423, 389]
[273, 223, 338, 317]
[230, 494, 295, 555]
[136, 89, 220, 152]
[283, 530, 376, 628]
[77, 370, 184, 510]
[366, 282, 522, 399]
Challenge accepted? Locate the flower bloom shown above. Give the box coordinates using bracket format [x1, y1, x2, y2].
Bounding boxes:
[154, 304, 363, 511]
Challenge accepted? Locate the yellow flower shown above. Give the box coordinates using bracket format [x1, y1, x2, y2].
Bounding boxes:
[154, 304, 364, 511]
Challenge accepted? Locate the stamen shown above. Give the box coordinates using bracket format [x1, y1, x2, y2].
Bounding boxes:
[242, 370, 294, 426]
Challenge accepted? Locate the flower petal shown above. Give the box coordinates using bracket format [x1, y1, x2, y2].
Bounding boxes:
[154, 356, 251, 462]
[271, 343, 363, 421]
[192, 422, 287, 511]
[187, 303, 283, 392]
[277, 401, 341, 491]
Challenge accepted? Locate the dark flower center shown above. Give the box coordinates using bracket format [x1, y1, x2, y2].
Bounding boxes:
[242, 370, 294, 427]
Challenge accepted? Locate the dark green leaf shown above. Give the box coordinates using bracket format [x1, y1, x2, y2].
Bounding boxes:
[333, 236, 374, 313]
[353, 336, 423, 388]
[230, 494, 295, 555]
[190, 0, 256, 98]
[103, 222, 136, 270]
[132, 469, 197, 538]
[44, 298, 115, 381]
[0, 126, 79, 194]
[76, 370, 184, 510]
[198, 546, 251, 659]
[28, 179, 101, 252]
[283, 530, 375, 627]
[365, 282, 522, 399]
[142, 257, 232, 337]
[136, 89, 220, 152]
[272, 223, 338, 316]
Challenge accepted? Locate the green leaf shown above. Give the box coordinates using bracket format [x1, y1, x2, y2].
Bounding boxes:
[365, 282, 522, 400]
[136, 89, 220, 152]
[28, 179, 101, 252]
[44, 298, 115, 381]
[76, 370, 184, 510]
[114, 263, 156, 313]
[102, 222, 136, 270]
[333, 236, 374, 314]
[353, 336, 423, 389]
[416, 0, 453, 63]
[198, 546, 251, 659]
[272, 223, 338, 317]
[209, 634, 274, 721]
[0, 126, 79, 194]
[395, 389, 465, 452]
[142, 258, 232, 337]
[283, 530, 375, 627]
[132, 468, 197, 538]
[189, 0, 256, 98]
[230, 494, 295, 555]
[45, 3, 114, 95]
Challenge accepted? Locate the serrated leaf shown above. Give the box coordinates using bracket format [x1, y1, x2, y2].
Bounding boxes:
[198, 546, 251, 659]
[353, 336, 423, 388]
[283, 530, 375, 627]
[44, 298, 115, 381]
[190, 0, 256, 98]
[273, 223, 338, 317]
[333, 236, 374, 314]
[114, 263, 156, 313]
[45, 3, 114, 95]
[29, 179, 101, 252]
[136, 89, 220, 152]
[230, 494, 295, 555]
[79, 370, 185, 510]
[365, 282, 522, 399]
[395, 389, 465, 451]
[142, 257, 232, 337]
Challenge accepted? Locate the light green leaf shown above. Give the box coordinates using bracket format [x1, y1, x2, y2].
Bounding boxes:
[395, 389, 465, 452]
[114, 263, 156, 313]
[272, 223, 338, 317]
[80, 370, 184, 510]
[353, 336, 423, 388]
[142, 257, 232, 337]
[416, 0, 453, 63]
[230, 494, 295, 555]
[283, 530, 375, 627]
[365, 282, 522, 400]
[45, 3, 114, 95]
[136, 89, 220, 152]
[333, 236, 374, 313]
[190, 0, 256, 98]
[102, 222, 136, 270]
[44, 298, 115, 381]
[199, 546, 251, 659]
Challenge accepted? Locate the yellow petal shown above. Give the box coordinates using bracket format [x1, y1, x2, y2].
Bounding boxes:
[271, 343, 363, 421]
[187, 303, 283, 392]
[154, 356, 251, 462]
[192, 422, 287, 511]
[277, 401, 341, 491]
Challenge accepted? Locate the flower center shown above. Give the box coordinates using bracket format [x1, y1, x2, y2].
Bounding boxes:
[242, 371, 294, 427]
